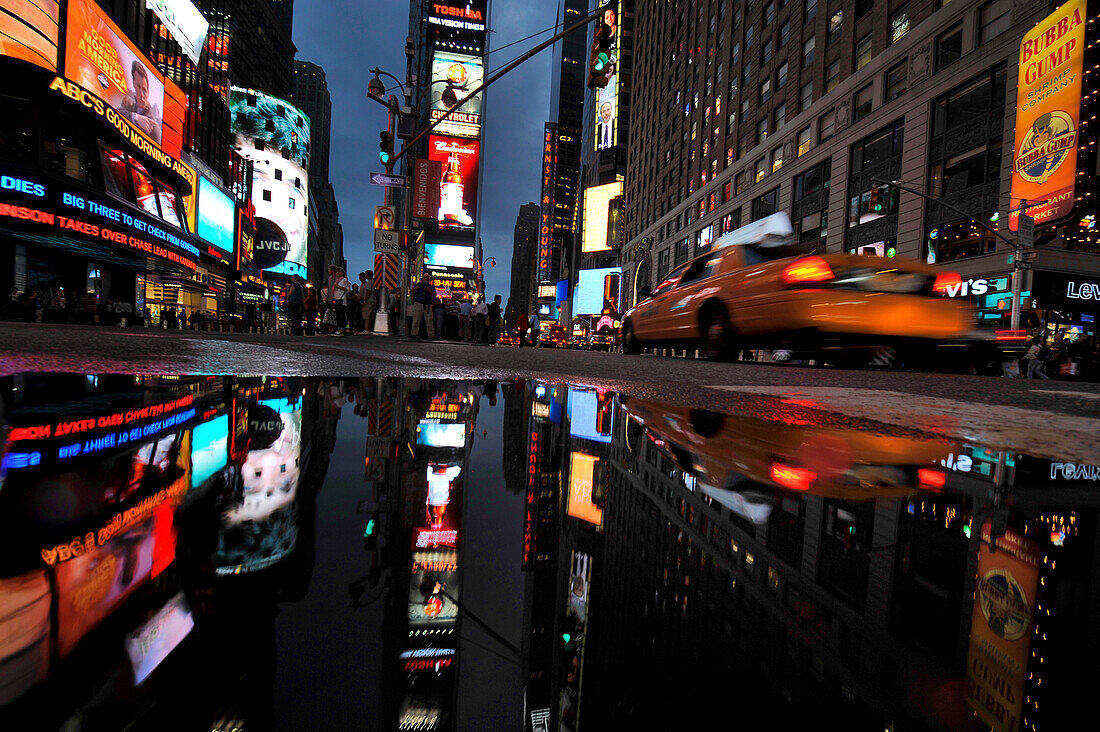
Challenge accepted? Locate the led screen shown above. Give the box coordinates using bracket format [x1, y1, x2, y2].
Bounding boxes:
[195, 177, 235, 257]
[417, 422, 466, 448]
[567, 453, 602, 526]
[190, 413, 228, 488]
[568, 388, 613, 443]
[145, 0, 210, 65]
[66, 0, 167, 144]
[574, 267, 622, 316]
[0, 0, 59, 70]
[582, 181, 623, 252]
[125, 591, 194, 685]
[430, 52, 483, 138]
[230, 87, 310, 278]
[425, 244, 474, 270]
[408, 550, 460, 626]
[428, 135, 479, 229]
[593, 0, 620, 150]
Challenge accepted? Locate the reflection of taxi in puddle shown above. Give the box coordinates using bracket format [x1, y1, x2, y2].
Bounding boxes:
[621, 395, 956, 511]
[621, 213, 976, 362]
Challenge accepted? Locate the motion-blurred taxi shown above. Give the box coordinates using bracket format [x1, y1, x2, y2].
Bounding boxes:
[621, 213, 977, 361]
[498, 331, 521, 347]
[537, 324, 569, 348]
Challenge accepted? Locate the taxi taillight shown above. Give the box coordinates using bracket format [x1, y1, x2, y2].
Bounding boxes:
[781, 256, 835, 285]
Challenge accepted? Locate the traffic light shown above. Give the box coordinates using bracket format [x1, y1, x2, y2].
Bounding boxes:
[378, 131, 394, 167]
[587, 18, 613, 89]
[868, 185, 883, 214]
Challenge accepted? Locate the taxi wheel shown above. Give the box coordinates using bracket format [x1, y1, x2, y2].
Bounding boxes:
[623, 321, 643, 355]
[702, 308, 736, 361]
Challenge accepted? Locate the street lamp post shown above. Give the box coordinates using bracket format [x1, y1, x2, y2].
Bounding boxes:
[473, 256, 496, 301]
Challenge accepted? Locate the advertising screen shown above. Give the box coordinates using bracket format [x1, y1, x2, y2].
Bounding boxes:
[567, 388, 613, 444]
[427, 0, 486, 33]
[417, 421, 466, 448]
[145, 0, 210, 66]
[230, 87, 310, 278]
[574, 267, 622, 316]
[413, 463, 462, 550]
[125, 591, 194, 685]
[567, 452, 603, 526]
[582, 181, 623, 252]
[195, 176, 235, 257]
[1009, 0, 1084, 230]
[593, 1, 620, 150]
[190, 413, 228, 488]
[0, 0, 59, 70]
[425, 243, 474, 270]
[66, 0, 168, 145]
[408, 550, 460, 626]
[427, 269, 470, 298]
[430, 52, 483, 138]
[428, 135, 479, 229]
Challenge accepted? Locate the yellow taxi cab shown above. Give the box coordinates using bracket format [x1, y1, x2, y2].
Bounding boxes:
[537, 324, 569, 348]
[621, 213, 976, 361]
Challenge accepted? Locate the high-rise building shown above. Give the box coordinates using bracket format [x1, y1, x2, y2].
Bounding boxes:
[226, 0, 297, 99]
[293, 61, 332, 181]
[622, 0, 1100, 337]
[508, 203, 540, 322]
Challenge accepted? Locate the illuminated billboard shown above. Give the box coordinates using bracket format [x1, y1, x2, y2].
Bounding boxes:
[195, 176, 235, 258]
[427, 0, 486, 33]
[66, 0, 168, 145]
[1009, 0, 1084, 230]
[409, 550, 460, 626]
[145, 0, 210, 65]
[230, 87, 310, 278]
[190, 413, 228, 488]
[582, 181, 623, 252]
[593, 1, 620, 150]
[430, 52, 483, 138]
[428, 135, 479, 229]
[417, 421, 466, 448]
[413, 463, 462, 549]
[425, 243, 474, 270]
[567, 388, 613, 444]
[0, 0, 59, 70]
[567, 452, 602, 526]
[574, 267, 622, 316]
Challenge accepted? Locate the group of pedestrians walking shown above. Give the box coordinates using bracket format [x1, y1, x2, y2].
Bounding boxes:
[1019, 330, 1094, 379]
[409, 275, 504, 344]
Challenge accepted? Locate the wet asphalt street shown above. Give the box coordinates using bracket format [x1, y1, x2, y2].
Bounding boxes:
[3, 322, 1099, 462]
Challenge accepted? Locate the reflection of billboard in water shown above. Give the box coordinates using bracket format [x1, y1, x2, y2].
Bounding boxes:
[408, 550, 460, 626]
[413, 463, 462, 549]
[417, 421, 466, 448]
[567, 453, 603, 526]
[568, 388, 613, 444]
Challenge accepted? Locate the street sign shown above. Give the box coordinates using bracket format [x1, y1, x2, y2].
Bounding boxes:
[1021, 250, 1038, 262]
[1018, 213, 1035, 248]
[374, 205, 396, 231]
[370, 172, 406, 187]
[364, 436, 395, 458]
[1007, 254, 1014, 265]
[374, 229, 403, 253]
[1017, 262, 1033, 270]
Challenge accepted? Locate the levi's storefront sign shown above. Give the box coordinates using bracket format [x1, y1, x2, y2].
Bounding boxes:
[1009, 0, 1085, 230]
[0, 167, 199, 270]
[1035, 271, 1100, 311]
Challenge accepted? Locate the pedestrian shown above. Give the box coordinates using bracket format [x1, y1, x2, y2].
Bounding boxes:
[487, 295, 503, 344]
[1023, 337, 1050, 379]
[444, 297, 460, 339]
[302, 284, 318, 335]
[473, 298, 488, 343]
[516, 309, 529, 348]
[458, 297, 473, 341]
[360, 270, 378, 334]
[432, 293, 444, 339]
[326, 266, 352, 335]
[285, 275, 304, 335]
[528, 310, 542, 347]
[410, 276, 436, 339]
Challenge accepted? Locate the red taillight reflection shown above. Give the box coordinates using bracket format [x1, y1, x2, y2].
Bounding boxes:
[932, 272, 962, 294]
[917, 468, 946, 490]
[770, 462, 816, 491]
[782, 257, 834, 284]
[995, 330, 1028, 341]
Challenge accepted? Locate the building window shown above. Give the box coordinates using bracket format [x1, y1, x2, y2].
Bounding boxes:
[851, 120, 905, 176]
[803, 36, 815, 68]
[797, 126, 813, 156]
[755, 157, 767, 182]
[727, 146, 735, 166]
[890, 4, 910, 44]
[800, 81, 813, 112]
[777, 62, 789, 89]
[762, 38, 773, 65]
[759, 79, 771, 105]
[736, 171, 747, 194]
[700, 198, 707, 217]
[723, 181, 732, 202]
[935, 24, 963, 72]
[825, 60, 840, 93]
[743, 62, 753, 88]
[806, 0, 818, 23]
[799, 210, 829, 242]
[885, 62, 908, 101]
[774, 103, 786, 132]
[979, 0, 1012, 44]
[658, 248, 671, 279]
[274, 168, 283, 181]
[931, 66, 1007, 137]
[722, 208, 742, 234]
[764, 1, 776, 24]
[819, 109, 836, 141]
[757, 118, 768, 144]
[856, 0, 873, 19]
[778, 19, 791, 49]
[752, 188, 779, 220]
[794, 159, 831, 206]
[827, 10, 843, 46]
[745, 25, 754, 52]
[262, 189, 272, 202]
[771, 147, 783, 172]
[853, 85, 873, 122]
[854, 33, 872, 71]
[731, 41, 740, 67]
[675, 238, 690, 266]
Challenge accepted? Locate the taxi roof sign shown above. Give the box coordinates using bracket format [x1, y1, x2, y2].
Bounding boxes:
[712, 213, 794, 249]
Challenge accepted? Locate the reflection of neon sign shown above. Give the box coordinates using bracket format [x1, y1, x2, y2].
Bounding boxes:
[8, 394, 195, 441]
[415, 528, 458, 548]
[56, 408, 196, 460]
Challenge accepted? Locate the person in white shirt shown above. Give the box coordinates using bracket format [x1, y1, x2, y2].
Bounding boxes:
[458, 298, 473, 341]
[426, 463, 462, 528]
[528, 311, 541, 347]
[472, 299, 489, 343]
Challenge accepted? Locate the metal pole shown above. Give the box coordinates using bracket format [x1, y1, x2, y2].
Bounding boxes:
[1010, 199, 1026, 331]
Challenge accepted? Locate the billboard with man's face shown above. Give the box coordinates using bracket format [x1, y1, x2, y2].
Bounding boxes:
[593, 0, 620, 150]
[430, 52, 483, 138]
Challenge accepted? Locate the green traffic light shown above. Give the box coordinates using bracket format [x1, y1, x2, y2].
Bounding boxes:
[364, 518, 376, 537]
[562, 632, 572, 643]
[963, 524, 972, 539]
[594, 52, 609, 72]
[989, 212, 1000, 222]
[379, 151, 392, 164]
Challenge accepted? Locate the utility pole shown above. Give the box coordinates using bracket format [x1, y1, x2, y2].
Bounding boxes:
[1012, 199, 1035, 332]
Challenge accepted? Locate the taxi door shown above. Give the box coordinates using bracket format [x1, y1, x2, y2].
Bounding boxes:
[664, 252, 726, 339]
[632, 264, 688, 340]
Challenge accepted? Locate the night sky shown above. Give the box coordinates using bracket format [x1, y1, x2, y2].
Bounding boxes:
[293, 2, 558, 300]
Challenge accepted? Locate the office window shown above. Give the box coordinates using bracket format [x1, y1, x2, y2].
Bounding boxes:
[760, 79, 771, 104]
[890, 4, 910, 44]
[745, 25, 754, 52]
[722, 208, 742, 233]
[825, 60, 840, 93]
[855, 33, 872, 71]
[757, 118, 768, 144]
[752, 187, 779, 220]
[819, 109, 836, 141]
[777, 62, 789, 89]
[762, 38, 773, 65]
[806, 0, 818, 22]
[850, 120, 905, 176]
[799, 210, 829, 242]
[736, 171, 747, 194]
[828, 10, 843, 46]
[731, 41, 740, 67]
[935, 24, 963, 72]
[854, 85, 873, 122]
[885, 62, 908, 102]
[771, 146, 783, 172]
[800, 81, 813, 112]
[755, 157, 767, 182]
[779, 19, 791, 49]
[657, 248, 671, 279]
[803, 36, 815, 68]
[743, 62, 753, 88]
[765, 1, 776, 24]
[774, 103, 786, 132]
[856, 0, 873, 18]
[726, 146, 735, 166]
[723, 181, 732, 202]
[979, 0, 1012, 43]
[797, 126, 813, 156]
